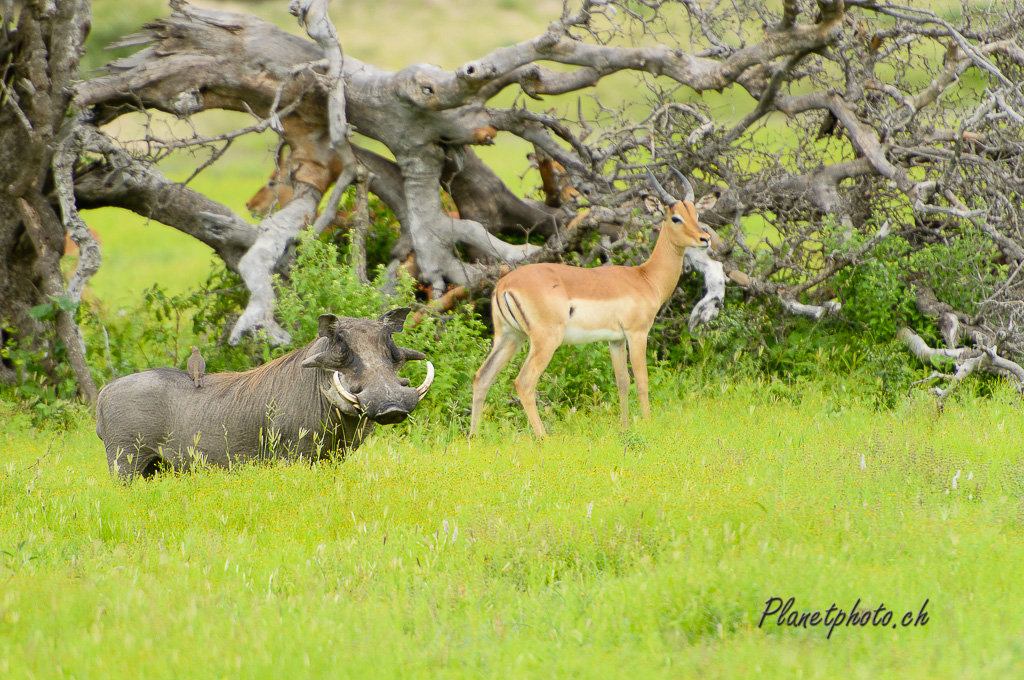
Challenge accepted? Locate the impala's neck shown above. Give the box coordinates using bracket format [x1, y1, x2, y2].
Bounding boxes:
[638, 228, 686, 304]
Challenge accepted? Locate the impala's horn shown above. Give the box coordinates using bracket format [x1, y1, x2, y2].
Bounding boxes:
[645, 167, 678, 207]
[670, 167, 695, 204]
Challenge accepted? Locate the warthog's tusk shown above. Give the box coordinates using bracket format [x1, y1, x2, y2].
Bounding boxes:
[416, 362, 435, 400]
[331, 371, 361, 409]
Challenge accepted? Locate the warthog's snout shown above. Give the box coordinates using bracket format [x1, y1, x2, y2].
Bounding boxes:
[323, 364, 433, 423]
[374, 403, 411, 425]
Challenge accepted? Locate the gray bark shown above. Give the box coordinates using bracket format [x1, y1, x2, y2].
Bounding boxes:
[0, 0, 97, 403]
[899, 327, 1024, 407]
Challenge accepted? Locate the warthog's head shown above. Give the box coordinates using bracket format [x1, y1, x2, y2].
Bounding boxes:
[300, 307, 433, 425]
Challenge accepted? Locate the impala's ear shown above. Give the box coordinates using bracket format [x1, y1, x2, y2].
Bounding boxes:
[694, 192, 719, 213]
[380, 307, 412, 334]
[317, 314, 340, 338]
[642, 193, 663, 217]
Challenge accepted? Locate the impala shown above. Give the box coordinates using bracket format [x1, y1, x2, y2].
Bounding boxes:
[527, 152, 581, 207]
[470, 169, 714, 437]
[246, 145, 345, 217]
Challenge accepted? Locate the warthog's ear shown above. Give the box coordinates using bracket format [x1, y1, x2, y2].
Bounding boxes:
[317, 313, 340, 338]
[300, 352, 325, 369]
[300, 337, 329, 368]
[380, 307, 412, 334]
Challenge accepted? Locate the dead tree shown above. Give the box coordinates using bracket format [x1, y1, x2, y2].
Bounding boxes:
[69, 0, 853, 345]
[0, 0, 98, 402]
[3, 0, 1024, 403]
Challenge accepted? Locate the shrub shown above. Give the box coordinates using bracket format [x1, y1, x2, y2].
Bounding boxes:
[1, 305, 89, 429]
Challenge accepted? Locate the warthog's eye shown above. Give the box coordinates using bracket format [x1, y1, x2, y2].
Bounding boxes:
[332, 338, 353, 366]
[386, 338, 402, 364]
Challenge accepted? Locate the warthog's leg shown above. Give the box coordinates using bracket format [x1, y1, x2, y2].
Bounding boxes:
[107, 442, 164, 483]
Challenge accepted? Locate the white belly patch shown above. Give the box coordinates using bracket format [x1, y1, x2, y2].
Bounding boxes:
[561, 325, 626, 345]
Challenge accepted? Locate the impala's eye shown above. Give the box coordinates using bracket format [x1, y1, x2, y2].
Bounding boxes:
[671, 215, 683, 223]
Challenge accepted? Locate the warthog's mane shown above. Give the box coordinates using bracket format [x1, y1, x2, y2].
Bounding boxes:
[206, 340, 322, 406]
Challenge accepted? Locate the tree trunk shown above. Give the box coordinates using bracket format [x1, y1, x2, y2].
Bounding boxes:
[0, 0, 98, 404]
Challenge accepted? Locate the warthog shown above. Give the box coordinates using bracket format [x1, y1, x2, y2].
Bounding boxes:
[96, 308, 434, 481]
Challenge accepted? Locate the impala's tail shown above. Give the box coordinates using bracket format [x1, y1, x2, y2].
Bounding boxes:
[494, 288, 530, 336]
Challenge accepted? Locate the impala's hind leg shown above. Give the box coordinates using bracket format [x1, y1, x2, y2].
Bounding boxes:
[514, 333, 560, 438]
[471, 329, 524, 436]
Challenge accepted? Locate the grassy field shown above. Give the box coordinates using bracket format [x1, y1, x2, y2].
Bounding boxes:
[2, 380, 1023, 678]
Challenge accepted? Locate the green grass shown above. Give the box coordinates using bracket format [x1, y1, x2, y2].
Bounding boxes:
[2, 380, 1023, 677]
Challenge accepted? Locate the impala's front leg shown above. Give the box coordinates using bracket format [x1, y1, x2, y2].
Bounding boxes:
[609, 339, 630, 429]
[627, 331, 651, 420]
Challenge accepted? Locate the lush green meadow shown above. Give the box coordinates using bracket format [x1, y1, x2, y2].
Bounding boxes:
[2, 381, 1023, 678]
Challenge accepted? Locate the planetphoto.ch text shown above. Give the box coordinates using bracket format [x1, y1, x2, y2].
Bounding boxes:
[758, 597, 930, 639]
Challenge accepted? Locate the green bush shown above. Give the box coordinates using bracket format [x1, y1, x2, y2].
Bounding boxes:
[11, 209, 1009, 432]
[1, 303, 89, 429]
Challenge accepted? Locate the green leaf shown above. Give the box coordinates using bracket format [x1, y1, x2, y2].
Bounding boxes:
[29, 303, 54, 319]
[55, 296, 79, 313]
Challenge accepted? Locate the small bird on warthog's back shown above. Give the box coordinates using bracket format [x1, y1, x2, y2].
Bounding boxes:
[187, 346, 205, 388]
